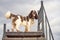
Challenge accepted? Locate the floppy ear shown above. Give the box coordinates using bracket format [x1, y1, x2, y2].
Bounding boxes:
[29, 10, 33, 18]
[35, 13, 38, 19]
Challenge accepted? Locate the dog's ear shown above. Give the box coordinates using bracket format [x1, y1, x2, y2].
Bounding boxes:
[29, 10, 33, 18]
[35, 13, 38, 19]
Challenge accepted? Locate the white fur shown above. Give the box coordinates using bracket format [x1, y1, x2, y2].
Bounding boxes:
[5, 11, 11, 19]
[15, 16, 34, 32]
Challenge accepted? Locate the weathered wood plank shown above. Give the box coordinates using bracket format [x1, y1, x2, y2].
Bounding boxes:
[5, 32, 44, 37]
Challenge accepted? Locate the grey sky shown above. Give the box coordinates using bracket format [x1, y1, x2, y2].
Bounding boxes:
[0, 0, 60, 40]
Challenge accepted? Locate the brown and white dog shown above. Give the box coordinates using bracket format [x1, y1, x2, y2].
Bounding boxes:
[5, 10, 38, 32]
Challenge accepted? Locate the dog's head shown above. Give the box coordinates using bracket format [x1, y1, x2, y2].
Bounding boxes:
[29, 10, 38, 19]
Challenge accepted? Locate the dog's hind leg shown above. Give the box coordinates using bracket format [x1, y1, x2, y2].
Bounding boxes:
[12, 24, 15, 32]
[15, 24, 20, 32]
[11, 22, 16, 32]
[25, 25, 28, 32]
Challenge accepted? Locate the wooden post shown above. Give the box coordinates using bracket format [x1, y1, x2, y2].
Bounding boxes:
[41, 0, 44, 34]
[38, 0, 44, 35]
[3, 24, 6, 38]
[45, 13, 54, 40]
[45, 19, 47, 40]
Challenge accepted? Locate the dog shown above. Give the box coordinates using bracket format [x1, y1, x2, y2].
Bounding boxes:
[5, 10, 38, 32]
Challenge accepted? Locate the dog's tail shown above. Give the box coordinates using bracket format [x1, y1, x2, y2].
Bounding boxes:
[5, 11, 11, 19]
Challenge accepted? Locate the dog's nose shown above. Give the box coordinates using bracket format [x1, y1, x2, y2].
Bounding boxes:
[33, 14, 35, 16]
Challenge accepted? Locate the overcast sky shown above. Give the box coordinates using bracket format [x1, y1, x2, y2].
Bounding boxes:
[0, 0, 60, 40]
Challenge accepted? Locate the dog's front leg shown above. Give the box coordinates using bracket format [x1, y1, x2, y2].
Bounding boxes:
[25, 25, 30, 32]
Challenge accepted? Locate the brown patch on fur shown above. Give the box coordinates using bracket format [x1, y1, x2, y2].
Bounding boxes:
[10, 14, 18, 28]
[20, 15, 23, 22]
[20, 16, 29, 22]
[28, 10, 33, 18]
[26, 16, 29, 21]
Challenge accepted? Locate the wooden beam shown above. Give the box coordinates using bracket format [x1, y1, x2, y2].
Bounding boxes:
[3, 24, 6, 38]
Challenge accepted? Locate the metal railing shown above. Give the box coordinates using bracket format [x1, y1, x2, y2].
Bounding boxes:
[38, 1, 54, 40]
